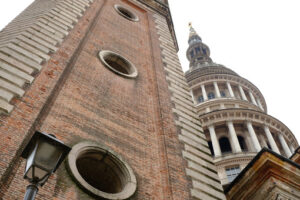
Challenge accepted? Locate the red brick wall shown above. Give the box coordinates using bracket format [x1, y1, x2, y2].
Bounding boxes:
[0, 0, 190, 199]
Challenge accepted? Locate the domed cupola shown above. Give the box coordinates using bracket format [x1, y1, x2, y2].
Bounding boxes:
[184, 24, 299, 187]
[186, 23, 212, 69]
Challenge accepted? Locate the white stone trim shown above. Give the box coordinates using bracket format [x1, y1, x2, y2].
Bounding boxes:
[0, 0, 93, 114]
[154, 14, 226, 200]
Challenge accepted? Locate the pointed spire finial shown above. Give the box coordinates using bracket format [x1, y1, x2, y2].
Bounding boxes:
[188, 22, 198, 39]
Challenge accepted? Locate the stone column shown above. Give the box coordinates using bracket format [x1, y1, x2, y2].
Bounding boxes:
[238, 85, 247, 101]
[257, 99, 264, 111]
[263, 125, 280, 154]
[226, 82, 235, 98]
[213, 82, 221, 98]
[190, 91, 196, 104]
[201, 84, 208, 101]
[279, 134, 292, 157]
[208, 125, 221, 157]
[227, 121, 242, 153]
[249, 91, 258, 105]
[259, 135, 268, 148]
[290, 145, 295, 154]
[246, 121, 261, 152]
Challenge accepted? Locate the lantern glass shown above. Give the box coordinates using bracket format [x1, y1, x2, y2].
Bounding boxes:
[35, 139, 62, 172]
[33, 167, 48, 181]
[25, 144, 37, 178]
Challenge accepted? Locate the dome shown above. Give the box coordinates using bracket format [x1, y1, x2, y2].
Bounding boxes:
[185, 63, 239, 82]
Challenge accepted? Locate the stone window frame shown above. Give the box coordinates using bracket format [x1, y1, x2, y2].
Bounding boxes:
[67, 141, 137, 200]
[114, 4, 139, 22]
[98, 50, 138, 79]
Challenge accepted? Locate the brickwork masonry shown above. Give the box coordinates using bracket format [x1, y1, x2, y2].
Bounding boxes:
[0, 0, 93, 114]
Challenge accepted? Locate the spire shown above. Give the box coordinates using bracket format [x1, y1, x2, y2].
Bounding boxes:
[188, 22, 202, 44]
[186, 23, 212, 69]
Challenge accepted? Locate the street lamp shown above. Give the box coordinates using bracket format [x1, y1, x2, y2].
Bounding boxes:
[21, 131, 71, 200]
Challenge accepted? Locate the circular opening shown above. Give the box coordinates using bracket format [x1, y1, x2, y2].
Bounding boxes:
[76, 150, 124, 193]
[99, 50, 138, 78]
[67, 142, 137, 199]
[114, 4, 139, 22]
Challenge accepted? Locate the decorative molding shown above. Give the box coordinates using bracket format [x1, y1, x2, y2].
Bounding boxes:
[195, 98, 263, 114]
[214, 153, 256, 167]
[153, 13, 226, 200]
[185, 64, 239, 81]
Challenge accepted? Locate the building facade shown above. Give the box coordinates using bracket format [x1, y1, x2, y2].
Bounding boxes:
[0, 0, 298, 199]
[0, 0, 226, 199]
[184, 25, 299, 186]
[225, 148, 300, 199]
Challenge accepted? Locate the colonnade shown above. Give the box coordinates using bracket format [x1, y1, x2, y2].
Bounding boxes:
[208, 121, 293, 157]
[199, 81, 264, 110]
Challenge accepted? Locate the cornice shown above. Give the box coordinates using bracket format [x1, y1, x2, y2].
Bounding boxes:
[225, 149, 300, 198]
[214, 152, 256, 168]
[195, 98, 263, 113]
[185, 64, 239, 80]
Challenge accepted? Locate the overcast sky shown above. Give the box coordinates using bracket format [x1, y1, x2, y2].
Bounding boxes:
[0, 0, 299, 144]
[169, 0, 300, 144]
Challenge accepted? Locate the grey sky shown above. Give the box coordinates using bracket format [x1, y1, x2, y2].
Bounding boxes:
[169, 0, 300, 143]
[0, 0, 299, 143]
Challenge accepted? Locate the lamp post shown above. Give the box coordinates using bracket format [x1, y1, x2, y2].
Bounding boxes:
[21, 131, 71, 200]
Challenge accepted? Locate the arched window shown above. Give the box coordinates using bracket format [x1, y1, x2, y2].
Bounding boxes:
[238, 136, 247, 151]
[220, 91, 226, 97]
[202, 47, 207, 55]
[208, 141, 214, 156]
[208, 92, 215, 99]
[198, 95, 204, 103]
[219, 137, 232, 153]
[195, 47, 201, 54]
[190, 51, 194, 58]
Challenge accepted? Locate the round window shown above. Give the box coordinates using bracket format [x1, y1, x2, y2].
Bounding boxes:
[99, 50, 138, 78]
[114, 4, 139, 22]
[67, 142, 137, 199]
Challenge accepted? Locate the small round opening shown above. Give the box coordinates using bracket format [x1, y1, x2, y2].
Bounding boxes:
[114, 5, 139, 22]
[76, 151, 124, 193]
[99, 50, 138, 78]
[67, 142, 137, 199]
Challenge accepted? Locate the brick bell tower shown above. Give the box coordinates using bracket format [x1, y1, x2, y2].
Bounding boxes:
[0, 0, 225, 199]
